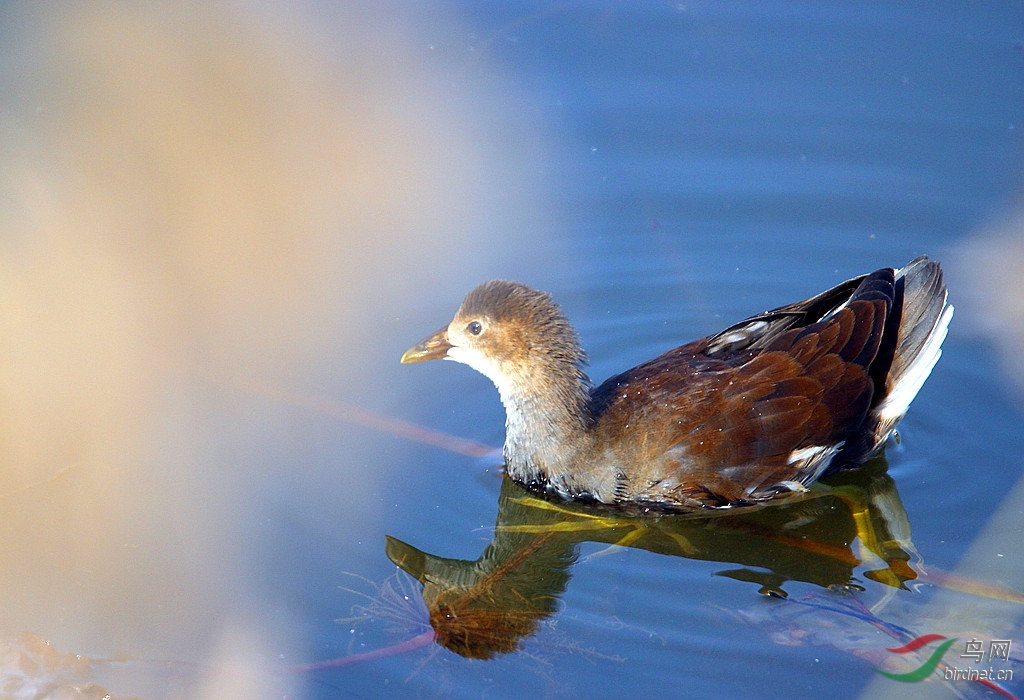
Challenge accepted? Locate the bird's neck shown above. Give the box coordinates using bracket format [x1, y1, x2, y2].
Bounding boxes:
[493, 361, 597, 498]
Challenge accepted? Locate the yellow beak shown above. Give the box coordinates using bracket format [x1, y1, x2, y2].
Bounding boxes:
[400, 326, 452, 363]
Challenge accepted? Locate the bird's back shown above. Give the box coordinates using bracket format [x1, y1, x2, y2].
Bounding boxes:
[587, 257, 951, 508]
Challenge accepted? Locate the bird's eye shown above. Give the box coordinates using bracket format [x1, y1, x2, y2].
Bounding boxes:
[466, 321, 483, 336]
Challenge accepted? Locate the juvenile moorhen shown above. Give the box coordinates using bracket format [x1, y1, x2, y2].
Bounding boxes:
[402, 257, 952, 509]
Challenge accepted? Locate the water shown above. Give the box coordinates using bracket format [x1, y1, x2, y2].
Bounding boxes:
[1, 2, 1022, 699]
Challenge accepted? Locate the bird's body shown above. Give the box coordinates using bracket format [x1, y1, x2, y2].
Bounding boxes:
[402, 257, 952, 509]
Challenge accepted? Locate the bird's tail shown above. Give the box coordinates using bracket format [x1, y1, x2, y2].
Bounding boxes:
[867, 256, 953, 451]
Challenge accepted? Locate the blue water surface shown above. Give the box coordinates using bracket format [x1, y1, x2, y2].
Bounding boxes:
[276, 3, 1024, 699]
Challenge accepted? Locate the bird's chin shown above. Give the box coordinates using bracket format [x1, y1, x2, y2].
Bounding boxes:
[443, 345, 475, 368]
[443, 346, 511, 392]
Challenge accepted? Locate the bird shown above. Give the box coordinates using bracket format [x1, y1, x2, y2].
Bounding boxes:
[401, 257, 952, 509]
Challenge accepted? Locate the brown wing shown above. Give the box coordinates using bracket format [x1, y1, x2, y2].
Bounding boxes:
[590, 268, 896, 507]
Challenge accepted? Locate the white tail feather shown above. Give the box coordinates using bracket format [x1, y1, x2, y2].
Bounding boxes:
[877, 302, 953, 425]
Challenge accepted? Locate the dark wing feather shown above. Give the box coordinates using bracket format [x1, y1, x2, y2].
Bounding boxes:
[703, 273, 868, 356]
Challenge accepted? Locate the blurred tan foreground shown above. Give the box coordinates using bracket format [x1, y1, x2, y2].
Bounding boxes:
[0, 3, 550, 697]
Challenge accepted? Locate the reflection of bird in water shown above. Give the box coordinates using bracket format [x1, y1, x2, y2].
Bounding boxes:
[385, 460, 922, 660]
[403, 257, 952, 508]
